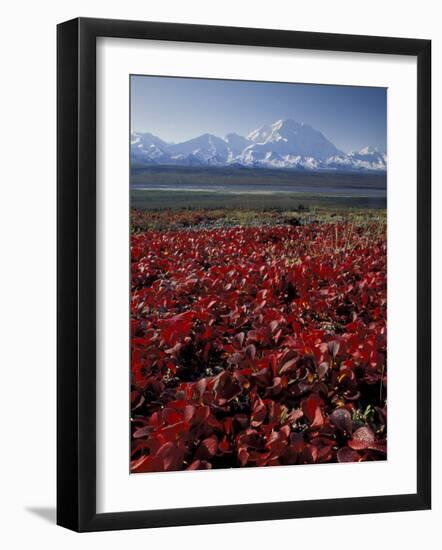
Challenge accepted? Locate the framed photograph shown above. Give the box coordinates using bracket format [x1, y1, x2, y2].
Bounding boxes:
[57, 17, 431, 532]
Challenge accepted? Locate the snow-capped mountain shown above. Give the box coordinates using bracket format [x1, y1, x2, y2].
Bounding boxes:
[247, 124, 272, 144]
[244, 119, 341, 158]
[225, 133, 252, 156]
[167, 133, 230, 165]
[322, 147, 387, 171]
[131, 119, 386, 172]
[131, 132, 169, 163]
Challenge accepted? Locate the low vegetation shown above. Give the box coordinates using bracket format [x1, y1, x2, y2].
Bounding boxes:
[130, 208, 387, 472]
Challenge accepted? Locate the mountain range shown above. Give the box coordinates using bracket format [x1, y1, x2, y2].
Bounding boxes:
[131, 119, 386, 172]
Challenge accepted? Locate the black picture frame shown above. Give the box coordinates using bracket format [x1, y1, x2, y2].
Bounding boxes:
[57, 17, 431, 532]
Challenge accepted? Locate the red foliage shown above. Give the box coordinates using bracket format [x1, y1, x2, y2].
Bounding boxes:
[130, 221, 387, 472]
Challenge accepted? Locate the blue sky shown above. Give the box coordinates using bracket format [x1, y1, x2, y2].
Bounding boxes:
[131, 75, 386, 153]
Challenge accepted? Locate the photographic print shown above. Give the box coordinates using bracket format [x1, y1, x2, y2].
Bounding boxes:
[130, 76, 387, 474]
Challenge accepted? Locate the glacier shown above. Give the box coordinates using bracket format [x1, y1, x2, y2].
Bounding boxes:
[131, 119, 386, 172]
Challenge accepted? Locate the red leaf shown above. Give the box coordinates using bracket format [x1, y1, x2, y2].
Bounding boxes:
[195, 435, 219, 461]
[302, 395, 324, 429]
[213, 371, 242, 404]
[337, 447, 360, 463]
[192, 378, 208, 400]
[317, 362, 329, 379]
[278, 350, 298, 374]
[238, 448, 249, 466]
[234, 332, 245, 348]
[328, 340, 340, 358]
[133, 425, 151, 439]
[187, 460, 212, 470]
[279, 357, 298, 374]
[131, 220, 387, 472]
[245, 344, 257, 361]
[330, 408, 353, 434]
[251, 397, 267, 427]
[183, 405, 196, 423]
[348, 427, 376, 450]
[286, 408, 303, 424]
[131, 454, 163, 473]
[156, 442, 185, 471]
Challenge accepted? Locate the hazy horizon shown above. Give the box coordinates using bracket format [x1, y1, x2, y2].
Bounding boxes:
[131, 75, 387, 153]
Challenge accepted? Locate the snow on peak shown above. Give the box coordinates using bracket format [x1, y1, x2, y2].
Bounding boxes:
[247, 125, 272, 144]
[358, 145, 380, 155]
[131, 122, 386, 172]
[244, 118, 342, 159]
